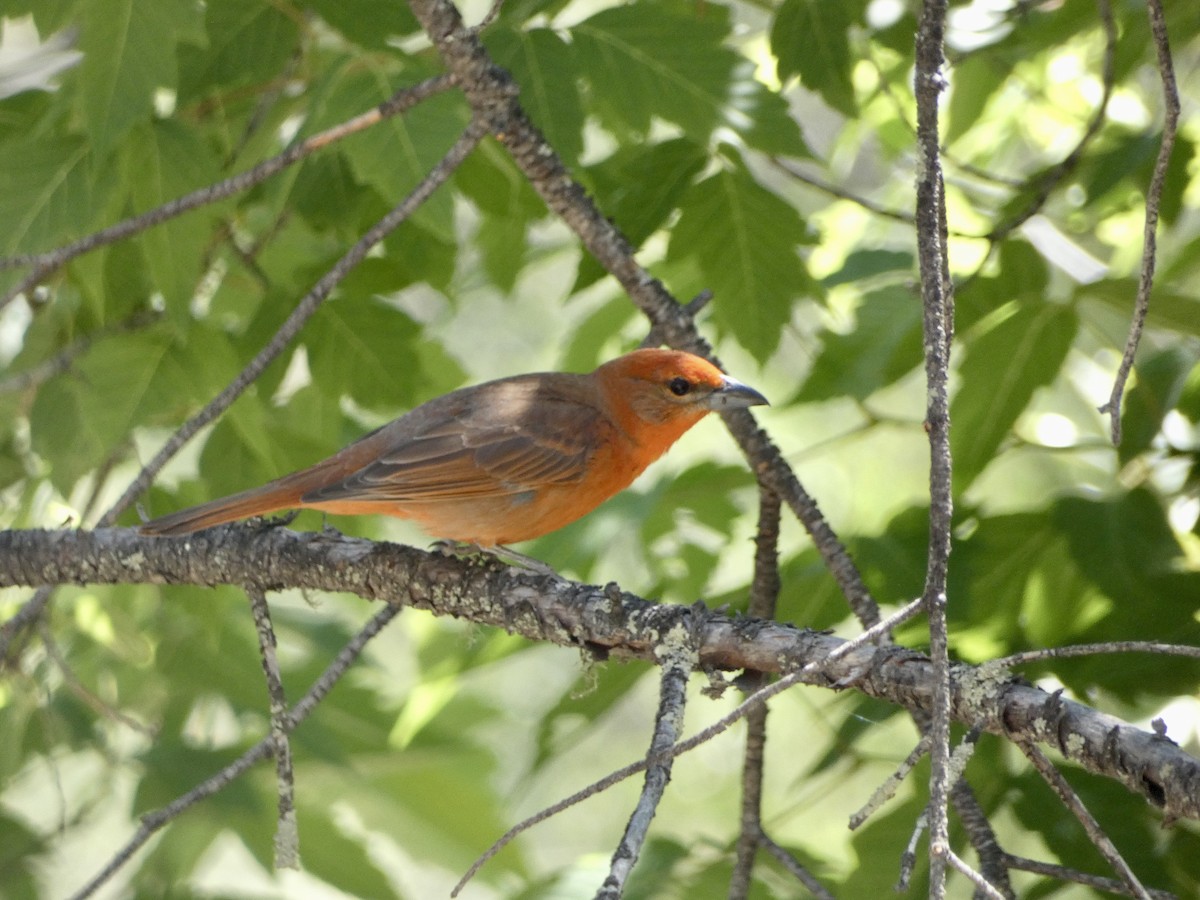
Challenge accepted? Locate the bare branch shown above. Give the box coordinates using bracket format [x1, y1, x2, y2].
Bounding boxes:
[729, 487, 782, 899]
[0, 586, 52, 668]
[913, 0, 955, 892]
[1017, 739, 1152, 899]
[246, 587, 299, 870]
[850, 734, 932, 830]
[10, 528, 1196, 824]
[454, 596, 929, 894]
[1003, 853, 1178, 899]
[759, 833, 836, 900]
[946, 849, 1007, 900]
[998, 641, 1200, 667]
[950, 780, 1015, 899]
[597, 621, 696, 898]
[1100, 0, 1181, 443]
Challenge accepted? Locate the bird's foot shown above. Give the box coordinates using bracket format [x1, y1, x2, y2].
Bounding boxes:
[428, 540, 555, 576]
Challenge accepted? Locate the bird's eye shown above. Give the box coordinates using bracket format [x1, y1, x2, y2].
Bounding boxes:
[668, 377, 691, 396]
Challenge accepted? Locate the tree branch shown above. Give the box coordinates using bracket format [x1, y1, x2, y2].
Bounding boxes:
[1099, 0, 1181, 443]
[3, 525, 1198, 825]
[246, 586, 299, 870]
[914, 0, 955, 891]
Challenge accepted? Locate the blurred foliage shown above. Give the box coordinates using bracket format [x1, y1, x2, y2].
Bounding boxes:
[1, 0, 1199, 896]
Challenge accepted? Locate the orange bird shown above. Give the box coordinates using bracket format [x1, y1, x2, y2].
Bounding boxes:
[140, 349, 767, 547]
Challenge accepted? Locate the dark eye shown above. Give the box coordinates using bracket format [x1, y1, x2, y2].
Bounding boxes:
[668, 377, 691, 396]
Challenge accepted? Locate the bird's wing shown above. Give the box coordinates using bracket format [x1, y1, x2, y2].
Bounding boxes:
[301, 384, 607, 505]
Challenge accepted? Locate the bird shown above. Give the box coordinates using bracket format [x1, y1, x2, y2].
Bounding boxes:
[139, 348, 767, 550]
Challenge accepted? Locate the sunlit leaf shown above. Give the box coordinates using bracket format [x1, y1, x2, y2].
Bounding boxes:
[771, 0, 858, 116]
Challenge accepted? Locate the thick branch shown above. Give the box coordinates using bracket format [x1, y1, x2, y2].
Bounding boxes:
[2, 526, 1198, 823]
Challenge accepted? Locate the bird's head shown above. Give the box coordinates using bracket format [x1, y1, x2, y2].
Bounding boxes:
[596, 349, 768, 430]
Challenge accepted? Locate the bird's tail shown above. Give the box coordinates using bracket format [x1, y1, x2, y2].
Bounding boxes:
[139, 478, 308, 536]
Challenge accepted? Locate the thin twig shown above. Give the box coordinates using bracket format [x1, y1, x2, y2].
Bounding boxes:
[770, 157, 916, 226]
[67, 602, 401, 900]
[758, 833, 836, 900]
[596, 626, 697, 898]
[0, 586, 52, 668]
[1016, 739, 1151, 900]
[1002, 852, 1177, 899]
[850, 734, 932, 830]
[997, 641, 1200, 668]
[246, 587, 298, 870]
[1100, 0, 1180, 444]
[639, 290, 713, 349]
[729, 488, 782, 899]
[897, 809, 927, 890]
[946, 849, 1007, 900]
[951, 779, 1014, 899]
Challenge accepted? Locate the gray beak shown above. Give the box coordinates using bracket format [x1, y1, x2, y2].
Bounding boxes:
[704, 375, 769, 410]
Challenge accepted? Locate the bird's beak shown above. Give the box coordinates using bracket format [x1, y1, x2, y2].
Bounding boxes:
[703, 375, 769, 411]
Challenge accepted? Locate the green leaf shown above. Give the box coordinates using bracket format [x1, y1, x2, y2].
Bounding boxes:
[0, 0, 80, 34]
[949, 511, 1096, 655]
[304, 298, 443, 413]
[75, 0, 203, 156]
[1078, 131, 1194, 225]
[0, 136, 102, 255]
[576, 138, 708, 291]
[290, 151, 373, 235]
[668, 164, 817, 361]
[307, 0, 419, 48]
[799, 285, 923, 402]
[1083, 279, 1200, 338]
[126, 120, 223, 312]
[531, 664, 648, 770]
[1053, 491, 1200, 678]
[177, 0, 298, 100]
[306, 62, 468, 240]
[572, 4, 806, 155]
[821, 249, 914, 288]
[950, 301, 1078, 491]
[771, 0, 858, 116]
[956, 240, 1049, 330]
[29, 327, 181, 492]
[945, 54, 1010, 148]
[0, 811, 41, 900]
[336, 748, 519, 874]
[295, 807, 397, 898]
